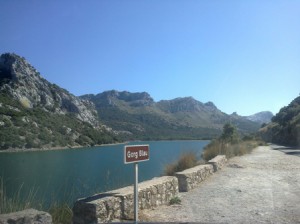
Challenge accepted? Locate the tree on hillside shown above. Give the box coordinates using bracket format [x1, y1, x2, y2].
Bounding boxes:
[221, 123, 240, 144]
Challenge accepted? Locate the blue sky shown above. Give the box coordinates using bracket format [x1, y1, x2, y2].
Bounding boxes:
[1, 0, 299, 116]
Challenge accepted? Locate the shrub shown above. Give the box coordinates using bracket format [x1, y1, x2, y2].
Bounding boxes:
[201, 139, 223, 161]
[163, 152, 197, 176]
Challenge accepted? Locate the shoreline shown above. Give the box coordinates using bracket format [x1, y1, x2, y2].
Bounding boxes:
[0, 139, 210, 153]
[0, 142, 128, 153]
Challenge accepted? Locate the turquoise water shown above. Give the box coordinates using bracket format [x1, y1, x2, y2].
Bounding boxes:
[0, 140, 209, 207]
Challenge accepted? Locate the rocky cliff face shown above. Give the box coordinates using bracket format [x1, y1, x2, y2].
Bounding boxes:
[81, 90, 154, 108]
[245, 111, 273, 124]
[0, 53, 116, 150]
[0, 53, 99, 126]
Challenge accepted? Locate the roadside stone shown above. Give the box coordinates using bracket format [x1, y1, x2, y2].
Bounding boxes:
[0, 209, 52, 224]
[175, 164, 214, 192]
[208, 155, 227, 171]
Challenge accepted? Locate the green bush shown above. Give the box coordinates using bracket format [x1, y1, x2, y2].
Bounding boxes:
[169, 196, 181, 205]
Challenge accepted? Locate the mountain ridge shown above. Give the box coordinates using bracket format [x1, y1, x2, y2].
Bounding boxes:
[81, 90, 261, 141]
[0, 52, 263, 150]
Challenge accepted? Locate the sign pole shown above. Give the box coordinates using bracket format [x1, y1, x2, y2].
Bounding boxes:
[124, 145, 149, 222]
[134, 162, 138, 222]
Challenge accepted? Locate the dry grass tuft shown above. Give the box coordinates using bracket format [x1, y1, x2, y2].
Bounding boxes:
[163, 152, 198, 176]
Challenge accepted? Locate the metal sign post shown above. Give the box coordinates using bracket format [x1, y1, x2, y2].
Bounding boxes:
[134, 162, 138, 221]
[124, 145, 149, 222]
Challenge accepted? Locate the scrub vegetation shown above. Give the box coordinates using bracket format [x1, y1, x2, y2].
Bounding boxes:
[0, 94, 117, 150]
[202, 123, 264, 161]
[163, 123, 264, 177]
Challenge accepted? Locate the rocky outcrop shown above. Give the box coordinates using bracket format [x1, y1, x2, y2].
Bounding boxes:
[81, 90, 155, 108]
[0, 53, 99, 127]
[0, 53, 117, 150]
[0, 209, 52, 224]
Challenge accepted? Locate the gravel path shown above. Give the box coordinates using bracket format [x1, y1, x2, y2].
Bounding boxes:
[143, 146, 300, 223]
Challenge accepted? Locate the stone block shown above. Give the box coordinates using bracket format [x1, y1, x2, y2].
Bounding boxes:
[0, 209, 52, 224]
[175, 164, 214, 192]
[208, 155, 227, 172]
[73, 193, 121, 224]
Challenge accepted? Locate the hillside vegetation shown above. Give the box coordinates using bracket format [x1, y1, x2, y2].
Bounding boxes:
[202, 123, 262, 161]
[0, 93, 116, 150]
[260, 95, 300, 146]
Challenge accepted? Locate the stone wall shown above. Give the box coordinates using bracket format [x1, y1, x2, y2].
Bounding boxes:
[73, 155, 227, 223]
[175, 155, 227, 192]
[175, 164, 214, 192]
[73, 176, 178, 223]
[0, 209, 52, 224]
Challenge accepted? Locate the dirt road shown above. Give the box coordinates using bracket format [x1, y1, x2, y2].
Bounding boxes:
[144, 146, 300, 223]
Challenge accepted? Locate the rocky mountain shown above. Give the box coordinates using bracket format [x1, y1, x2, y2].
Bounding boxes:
[245, 111, 273, 124]
[0, 53, 116, 150]
[81, 90, 261, 140]
[0, 52, 263, 150]
[0, 53, 98, 126]
[260, 96, 300, 146]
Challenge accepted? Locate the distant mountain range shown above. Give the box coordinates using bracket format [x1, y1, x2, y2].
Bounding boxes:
[81, 91, 262, 141]
[0, 53, 268, 150]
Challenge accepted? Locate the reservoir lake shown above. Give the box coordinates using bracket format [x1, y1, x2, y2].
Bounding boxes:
[0, 140, 209, 207]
